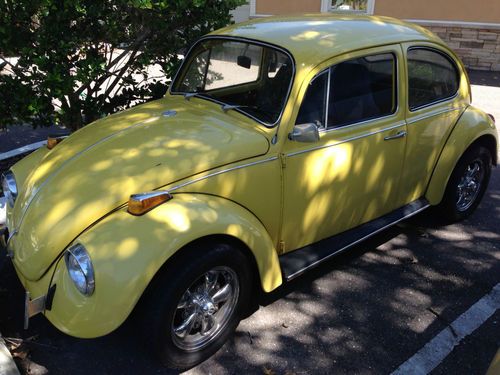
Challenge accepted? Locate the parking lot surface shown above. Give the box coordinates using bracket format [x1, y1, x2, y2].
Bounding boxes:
[0, 71, 499, 374]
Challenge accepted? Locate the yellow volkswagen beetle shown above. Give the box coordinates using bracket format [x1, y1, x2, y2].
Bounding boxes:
[1, 14, 498, 369]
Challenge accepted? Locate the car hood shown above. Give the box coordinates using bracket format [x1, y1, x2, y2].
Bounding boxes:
[11, 96, 269, 280]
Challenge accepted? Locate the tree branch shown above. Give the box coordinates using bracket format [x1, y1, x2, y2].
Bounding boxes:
[75, 28, 151, 97]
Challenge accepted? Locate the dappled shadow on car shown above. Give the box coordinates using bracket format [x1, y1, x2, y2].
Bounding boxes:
[191, 171, 500, 374]
[1, 168, 499, 375]
[1, 99, 498, 375]
[1, 170, 498, 374]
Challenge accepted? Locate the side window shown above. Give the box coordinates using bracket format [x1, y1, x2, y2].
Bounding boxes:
[295, 71, 328, 128]
[407, 48, 459, 110]
[328, 53, 396, 128]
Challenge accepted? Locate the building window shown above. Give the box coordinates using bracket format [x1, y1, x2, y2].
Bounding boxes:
[331, 0, 366, 12]
[321, 0, 375, 14]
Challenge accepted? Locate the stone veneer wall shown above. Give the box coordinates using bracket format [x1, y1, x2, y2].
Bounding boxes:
[418, 22, 500, 71]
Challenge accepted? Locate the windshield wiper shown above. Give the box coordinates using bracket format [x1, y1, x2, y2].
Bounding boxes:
[184, 92, 200, 100]
[221, 104, 257, 113]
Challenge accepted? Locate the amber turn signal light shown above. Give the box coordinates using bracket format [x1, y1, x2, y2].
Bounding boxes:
[127, 191, 172, 215]
[47, 136, 65, 150]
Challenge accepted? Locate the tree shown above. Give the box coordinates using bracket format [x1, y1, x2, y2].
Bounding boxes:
[0, 0, 244, 130]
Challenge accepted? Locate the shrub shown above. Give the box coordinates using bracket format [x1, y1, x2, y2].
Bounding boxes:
[0, 0, 244, 130]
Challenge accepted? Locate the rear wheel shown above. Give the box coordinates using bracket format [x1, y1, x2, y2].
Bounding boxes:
[141, 242, 252, 370]
[438, 145, 492, 222]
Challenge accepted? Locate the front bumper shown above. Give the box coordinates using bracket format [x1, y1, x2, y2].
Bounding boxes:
[1, 243, 52, 330]
[0, 196, 6, 227]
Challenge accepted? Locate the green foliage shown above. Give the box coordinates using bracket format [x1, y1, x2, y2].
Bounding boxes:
[0, 0, 245, 130]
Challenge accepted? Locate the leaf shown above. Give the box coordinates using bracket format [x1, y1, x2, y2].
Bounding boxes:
[263, 367, 276, 375]
[0, 0, 246, 130]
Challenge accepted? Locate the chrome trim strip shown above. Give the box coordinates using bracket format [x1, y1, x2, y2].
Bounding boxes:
[409, 92, 460, 113]
[321, 112, 400, 133]
[287, 121, 406, 157]
[6, 229, 18, 258]
[285, 202, 431, 281]
[168, 156, 279, 192]
[169, 35, 296, 129]
[15, 119, 155, 231]
[324, 68, 331, 130]
[406, 106, 464, 125]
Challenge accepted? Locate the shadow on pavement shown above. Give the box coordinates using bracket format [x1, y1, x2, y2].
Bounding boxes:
[1, 165, 498, 375]
[468, 69, 500, 88]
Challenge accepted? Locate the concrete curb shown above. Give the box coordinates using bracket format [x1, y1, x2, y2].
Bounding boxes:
[0, 334, 20, 375]
[0, 140, 46, 162]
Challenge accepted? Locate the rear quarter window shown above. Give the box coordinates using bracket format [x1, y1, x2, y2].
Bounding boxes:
[407, 48, 460, 111]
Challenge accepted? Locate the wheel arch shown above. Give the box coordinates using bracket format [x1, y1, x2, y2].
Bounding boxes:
[44, 193, 282, 338]
[472, 133, 498, 166]
[425, 106, 498, 205]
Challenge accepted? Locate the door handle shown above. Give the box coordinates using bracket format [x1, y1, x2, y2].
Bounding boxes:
[384, 130, 407, 141]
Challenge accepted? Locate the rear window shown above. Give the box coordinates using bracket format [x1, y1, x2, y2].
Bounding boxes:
[407, 48, 460, 110]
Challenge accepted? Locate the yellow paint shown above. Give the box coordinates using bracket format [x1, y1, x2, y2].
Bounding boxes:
[41, 194, 281, 338]
[398, 41, 472, 203]
[426, 106, 498, 204]
[281, 44, 408, 250]
[5, 15, 497, 339]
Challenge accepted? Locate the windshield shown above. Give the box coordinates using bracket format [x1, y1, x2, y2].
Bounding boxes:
[171, 38, 294, 125]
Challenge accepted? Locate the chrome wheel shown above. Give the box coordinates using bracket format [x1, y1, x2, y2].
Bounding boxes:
[171, 266, 239, 352]
[456, 159, 484, 212]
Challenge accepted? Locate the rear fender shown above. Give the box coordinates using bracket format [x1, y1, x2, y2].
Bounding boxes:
[426, 106, 498, 205]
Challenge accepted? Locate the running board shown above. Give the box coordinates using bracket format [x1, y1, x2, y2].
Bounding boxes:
[279, 198, 430, 281]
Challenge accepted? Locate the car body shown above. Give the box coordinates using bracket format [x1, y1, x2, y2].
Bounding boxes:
[1, 14, 498, 369]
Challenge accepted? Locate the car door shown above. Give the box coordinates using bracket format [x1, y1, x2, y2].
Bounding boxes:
[398, 43, 468, 204]
[280, 46, 408, 252]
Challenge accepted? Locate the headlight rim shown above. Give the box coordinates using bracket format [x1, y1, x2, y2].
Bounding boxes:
[64, 243, 95, 296]
[1, 171, 18, 208]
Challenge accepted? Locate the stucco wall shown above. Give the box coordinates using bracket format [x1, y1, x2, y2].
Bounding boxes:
[256, 0, 321, 15]
[374, 0, 500, 23]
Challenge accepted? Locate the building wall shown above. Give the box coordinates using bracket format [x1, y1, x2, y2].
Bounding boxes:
[419, 23, 500, 71]
[256, 0, 321, 15]
[373, 0, 500, 71]
[249, 0, 500, 71]
[231, 4, 251, 24]
[374, 0, 500, 24]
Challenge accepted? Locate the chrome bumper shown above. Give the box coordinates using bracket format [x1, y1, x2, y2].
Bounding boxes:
[0, 196, 6, 227]
[0, 227, 6, 250]
[24, 292, 46, 330]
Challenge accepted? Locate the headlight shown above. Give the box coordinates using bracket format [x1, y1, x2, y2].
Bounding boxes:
[64, 243, 95, 296]
[1, 171, 18, 208]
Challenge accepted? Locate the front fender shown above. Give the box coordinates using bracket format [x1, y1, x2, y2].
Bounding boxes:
[426, 106, 498, 205]
[44, 193, 282, 338]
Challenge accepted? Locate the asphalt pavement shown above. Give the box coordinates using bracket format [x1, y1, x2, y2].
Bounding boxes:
[0, 71, 499, 375]
[1, 164, 499, 375]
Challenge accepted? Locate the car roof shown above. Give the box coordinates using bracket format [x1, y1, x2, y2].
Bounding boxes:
[212, 14, 443, 67]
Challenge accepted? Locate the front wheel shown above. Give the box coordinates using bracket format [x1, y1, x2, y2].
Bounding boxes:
[140, 242, 253, 370]
[438, 145, 492, 222]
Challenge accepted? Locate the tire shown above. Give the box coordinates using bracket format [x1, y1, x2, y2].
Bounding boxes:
[140, 241, 253, 370]
[438, 145, 492, 222]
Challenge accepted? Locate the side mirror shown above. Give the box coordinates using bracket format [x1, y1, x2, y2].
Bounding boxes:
[237, 55, 252, 69]
[288, 123, 320, 143]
